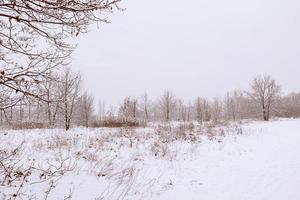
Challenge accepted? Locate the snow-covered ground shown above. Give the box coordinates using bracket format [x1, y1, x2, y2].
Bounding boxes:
[1, 119, 300, 200]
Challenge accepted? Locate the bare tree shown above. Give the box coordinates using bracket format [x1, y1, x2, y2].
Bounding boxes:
[37, 73, 62, 127]
[79, 92, 94, 128]
[224, 91, 245, 121]
[140, 93, 149, 122]
[159, 90, 176, 122]
[60, 68, 82, 131]
[248, 75, 281, 121]
[119, 97, 138, 121]
[276, 92, 300, 118]
[194, 97, 211, 123]
[178, 99, 190, 122]
[98, 98, 106, 122]
[0, 0, 121, 108]
[195, 97, 203, 124]
[211, 97, 222, 123]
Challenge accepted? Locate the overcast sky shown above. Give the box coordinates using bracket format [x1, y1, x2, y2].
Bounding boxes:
[72, 0, 300, 106]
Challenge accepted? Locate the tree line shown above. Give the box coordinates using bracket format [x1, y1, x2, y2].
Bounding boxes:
[116, 74, 299, 123]
[1, 73, 300, 130]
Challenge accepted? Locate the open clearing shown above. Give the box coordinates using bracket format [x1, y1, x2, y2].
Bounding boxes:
[1, 119, 300, 200]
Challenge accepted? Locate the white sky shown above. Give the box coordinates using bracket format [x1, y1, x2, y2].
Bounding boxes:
[72, 0, 300, 106]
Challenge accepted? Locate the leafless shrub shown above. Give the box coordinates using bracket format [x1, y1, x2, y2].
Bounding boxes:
[82, 151, 99, 163]
[154, 123, 199, 144]
[187, 122, 195, 131]
[219, 128, 226, 138]
[46, 135, 73, 150]
[0, 141, 76, 199]
[88, 135, 113, 151]
[150, 141, 171, 158]
[175, 124, 199, 143]
[97, 166, 140, 200]
[94, 159, 114, 178]
[207, 127, 217, 141]
[33, 133, 82, 151]
[0, 141, 26, 187]
[203, 121, 244, 142]
[233, 124, 244, 135]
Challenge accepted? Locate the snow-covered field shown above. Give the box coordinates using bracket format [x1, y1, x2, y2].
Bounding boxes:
[1, 119, 300, 200]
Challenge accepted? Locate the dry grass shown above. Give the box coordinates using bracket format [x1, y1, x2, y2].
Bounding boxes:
[90, 119, 145, 128]
[8, 122, 48, 130]
[1, 121, 244, 199]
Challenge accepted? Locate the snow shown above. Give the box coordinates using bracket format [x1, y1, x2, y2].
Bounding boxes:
[159, 120, 300, 200]
[1, 119, 300, 200]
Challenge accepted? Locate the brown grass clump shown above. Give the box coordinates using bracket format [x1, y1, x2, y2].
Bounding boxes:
[90, 119, 144, 128]
[9, 122, 48, 130]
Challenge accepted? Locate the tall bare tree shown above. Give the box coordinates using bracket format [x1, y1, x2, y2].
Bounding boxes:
[159, 90, 176, 122]
[37, 73, 61, 127]
[79, 92, 94, 128]
[60, 68, 82, 131]
[140, 93, 149, 122]
[211, 97, 222, 123]
[276, 92, 300, 118]
[119, 96, 138, 121]
[98, 98, 106, 121]
[178, 99, 191, 122]
[248, 75, 281, 121]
